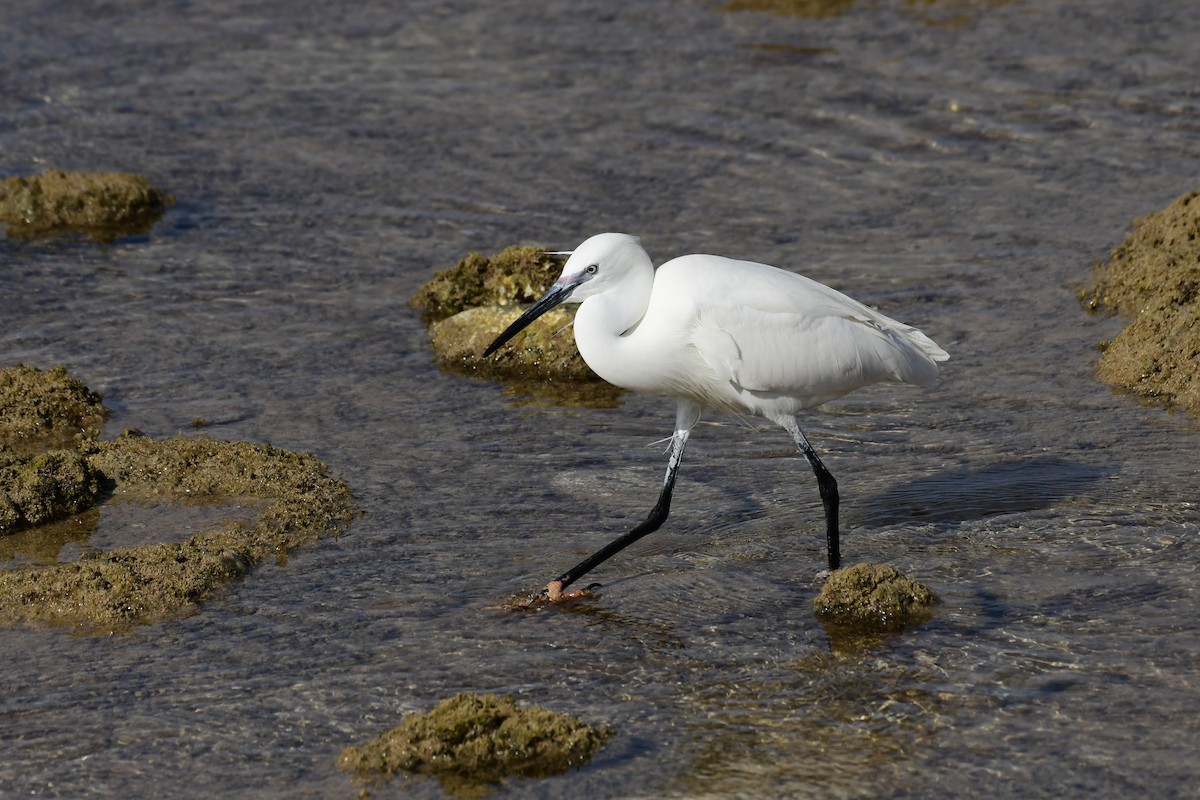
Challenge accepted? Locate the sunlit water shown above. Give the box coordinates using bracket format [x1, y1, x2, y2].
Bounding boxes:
[2, 1, 1199, 797]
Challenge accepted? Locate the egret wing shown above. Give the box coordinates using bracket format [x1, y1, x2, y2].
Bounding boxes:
[652, 254, 946, 402]
[696, 305, 935, 394]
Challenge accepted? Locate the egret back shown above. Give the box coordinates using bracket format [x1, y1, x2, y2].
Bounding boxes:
[644, 255, 947, 415]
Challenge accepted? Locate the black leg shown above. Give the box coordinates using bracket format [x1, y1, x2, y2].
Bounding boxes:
[552, 424, 690, 593]
[803, 446, 840, 571]
[780, 416, 841, 571]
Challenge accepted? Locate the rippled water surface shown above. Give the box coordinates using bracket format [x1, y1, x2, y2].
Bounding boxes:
[3, 1, 1199, 797]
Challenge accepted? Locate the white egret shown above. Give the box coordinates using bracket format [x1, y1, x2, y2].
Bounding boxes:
[484, 233, 948, 601]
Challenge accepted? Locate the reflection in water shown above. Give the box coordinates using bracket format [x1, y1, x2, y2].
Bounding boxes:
[458, 369, 626, 409]
[0, 507, 99, 564]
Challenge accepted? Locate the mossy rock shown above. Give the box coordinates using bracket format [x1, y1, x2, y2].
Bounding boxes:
[429, 306, 622, 406]
[339, 692, 609, 797]
[0, 366, 359, 631]
[814, 563, 939, 633]
[412, 245, 623, 403]
[1080, 188, 1200, 416]
[0, 169, 171, 240]
[411, 245, 564, 324]
[0, 364, 108, 454]
[0, 448, 101, 534]
[0, 433, 359, 632]
[430, 306, 591, 381]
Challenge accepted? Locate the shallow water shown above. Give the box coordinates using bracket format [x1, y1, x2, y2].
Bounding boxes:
[2, 0, 1199, 797]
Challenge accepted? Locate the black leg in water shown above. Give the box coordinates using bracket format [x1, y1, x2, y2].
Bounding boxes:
[549, 427, 690, 595]
[534, 411, 840, 605]
[804, 448, 840, 571]
[781, 416, 841, 572]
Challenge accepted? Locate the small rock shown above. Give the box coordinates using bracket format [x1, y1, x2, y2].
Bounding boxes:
[338, 692, 609, 795]
[813, 562, 939, 633]
[0, 169, 171, 240]
[0, 447, 101, 534]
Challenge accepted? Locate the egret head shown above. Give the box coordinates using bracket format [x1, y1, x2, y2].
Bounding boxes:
[553, 233, 648, 303]
[482, 233, 649, 357]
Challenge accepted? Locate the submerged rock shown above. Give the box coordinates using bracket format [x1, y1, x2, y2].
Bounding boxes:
[814, 562, 939, 633]
[339, 692, 609, 797]
[0, 169, 171, 240]
[0, 507, 99, 565]
[1080, 188, 1200, 417]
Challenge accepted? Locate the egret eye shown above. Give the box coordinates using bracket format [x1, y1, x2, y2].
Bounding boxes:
[585, 264, 599, 275]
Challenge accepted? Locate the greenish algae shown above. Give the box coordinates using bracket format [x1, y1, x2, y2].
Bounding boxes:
[0, 364, 108, 455]
[412, 245, 624, 404]
[0, 432, 359, 632]
[339, 692, 609, 798]
[1080, 188, 1200, 417]
[814, 562, 939, 634]
[0, 447, 101, 534]
[0, 169, 172, 241]
[430, 306, 589, 381]
[410, 245, 564, 324]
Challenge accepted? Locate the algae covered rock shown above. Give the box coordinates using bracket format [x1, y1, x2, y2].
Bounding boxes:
[412, 244, 619, 401]
[0, 433, 359, 632]
[430, 306, 592, 382]
[430, 306, 622, 406]
[0, 365, 360, 631]
[0, 448, 101, 534]
[339, 692, 609, 796]
[411, 245, 564, 323]
[0, 365, 107, 533]
[0, 169, 171, 240]
[0, 364, 108, 454]
[814, 562, 939, 633]
[1080, 188, 1200, 416]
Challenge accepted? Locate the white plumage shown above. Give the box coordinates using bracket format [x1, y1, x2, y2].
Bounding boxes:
[484, 232, 948, 598]
[567, 235, 946, 416]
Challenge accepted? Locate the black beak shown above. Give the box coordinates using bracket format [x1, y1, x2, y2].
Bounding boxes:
[482, 281, 577, 357]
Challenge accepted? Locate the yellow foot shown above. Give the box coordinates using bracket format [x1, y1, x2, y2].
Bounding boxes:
[501, 580, 597, 611]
